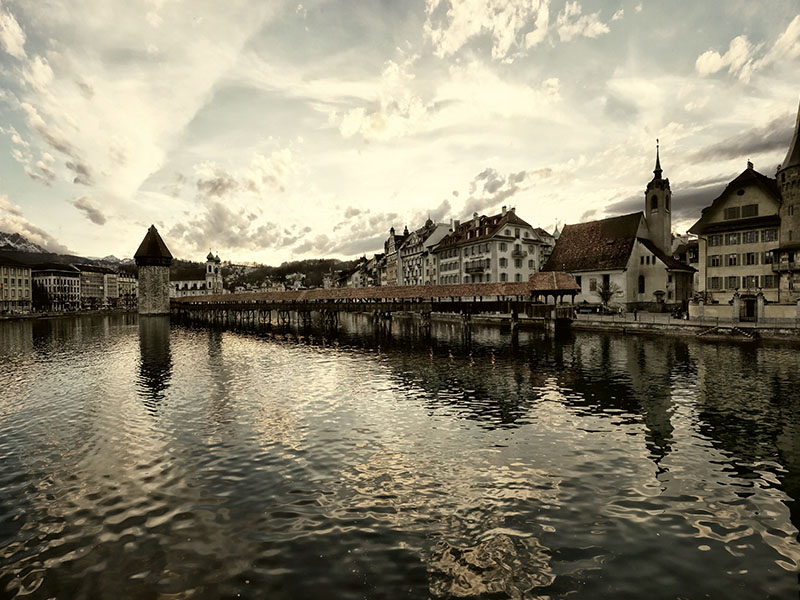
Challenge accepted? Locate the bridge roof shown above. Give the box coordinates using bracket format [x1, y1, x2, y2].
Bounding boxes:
[173, 271, 579, 304]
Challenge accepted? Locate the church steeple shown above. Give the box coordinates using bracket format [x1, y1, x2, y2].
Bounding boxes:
[653, 139, 662, 179]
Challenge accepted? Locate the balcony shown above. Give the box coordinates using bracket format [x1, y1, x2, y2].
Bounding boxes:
[511, 248, 527, 259]
[465, 261, 487, 274]
[772, 261, 795, 272]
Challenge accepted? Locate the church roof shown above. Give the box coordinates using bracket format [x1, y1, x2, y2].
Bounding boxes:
[542, 212, 643, 272]
[782, 98, 800, 171]
[134, 225, 173, 266]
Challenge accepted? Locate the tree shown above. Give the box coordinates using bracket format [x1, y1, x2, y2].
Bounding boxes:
[594, 281, 623, 309]
[32, 282, 51, 311]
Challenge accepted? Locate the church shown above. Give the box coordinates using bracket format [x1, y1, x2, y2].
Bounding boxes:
[543, 146, 694, 310]
[169, 252, 225, 298]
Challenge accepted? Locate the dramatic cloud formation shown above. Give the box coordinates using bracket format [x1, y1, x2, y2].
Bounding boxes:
[690, 115, 794, 164]
[72, 196, 106, 225]
[0, 2, 25, 59]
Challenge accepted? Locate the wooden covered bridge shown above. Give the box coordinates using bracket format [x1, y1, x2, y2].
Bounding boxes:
[171, 271, 580, 336]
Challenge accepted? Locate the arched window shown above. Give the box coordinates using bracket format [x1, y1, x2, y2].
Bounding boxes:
[650, 195, 658, 211]
[638, 275, 645, 294]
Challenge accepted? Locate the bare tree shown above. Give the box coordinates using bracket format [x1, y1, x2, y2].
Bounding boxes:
[594, 281, 623, 309]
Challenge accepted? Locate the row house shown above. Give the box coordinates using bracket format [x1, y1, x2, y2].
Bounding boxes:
[0, 257, 32, 313]
[383, 226, 408, 286]
[75, 264, 119, 308]
[31, 263, 81, 311]
[119, 272, 138, 309]
[398, 219, 450, 286]
[432, 207, 551, 285]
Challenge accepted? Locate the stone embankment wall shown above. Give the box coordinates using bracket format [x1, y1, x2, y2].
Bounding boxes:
[138, 266, 170, 315]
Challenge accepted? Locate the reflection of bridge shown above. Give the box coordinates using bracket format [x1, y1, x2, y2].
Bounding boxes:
[171, 272, 580, 335]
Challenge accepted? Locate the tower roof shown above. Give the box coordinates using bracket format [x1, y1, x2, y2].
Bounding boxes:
[206, 251, 215, 261]
[134, 225, 173, 266]
[782, 98, 800, 171]
[653, 139, 662, 179]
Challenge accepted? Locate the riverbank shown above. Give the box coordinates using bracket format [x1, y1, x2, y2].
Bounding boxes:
[0, 308, 135, 322]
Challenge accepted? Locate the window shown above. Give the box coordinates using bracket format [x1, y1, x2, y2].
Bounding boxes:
[743, 231, 759, 244]
[708, 276, 722, 290]
[725, 276, 739, 289]
[575, 276, 582, 288]
[763, 251, 774, 265]
[709, 255, 722, 267]
[724, 206, 741, 220]
[589, 278, 597, 292]
[640, 256, 644, 265]
[726, 254, 739, 266]
[524, 231, 529, 238]
[762, 229, 778, 242]
[743, 275, 758, 289]
[515, 273, 521, 282]
[500, 242, 507, 251]
[762, 274, 778, 288]
[528, 259, 534, 269]
[602, 274, 610, 287]
[646, 256, 651, 265]
[504, 229, 510, 236]
[725, 233, 740, 245]
[650, 195, 658, 211]
[790, 206, 795, 216]
[499, 258, 508, 267]
[500, 272, 507, 282]
[668, 274, 673, 283]
[514, 259, 522, 268]
[638, 275, 645, 294]
[744, 252, 758, 265]
[709, 234, 723, 246]
[514, 228, 520, 238]
[742, 204, 758, 217]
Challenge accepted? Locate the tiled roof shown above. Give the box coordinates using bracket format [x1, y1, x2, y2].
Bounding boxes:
[542, 213, 643, 272]
[173, 271, 579, 304]
[434, 210, 535, 251]
[688, 167, 780, 235]
[134, 225, 173, 266]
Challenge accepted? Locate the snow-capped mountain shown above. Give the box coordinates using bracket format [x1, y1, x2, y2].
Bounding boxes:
[0, 231, 47, 253]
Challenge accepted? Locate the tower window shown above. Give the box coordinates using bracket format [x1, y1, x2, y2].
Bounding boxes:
[638, 275, 645, 294]
[650, 195, 658, 211]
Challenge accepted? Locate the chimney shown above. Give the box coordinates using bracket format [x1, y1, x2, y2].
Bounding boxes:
[473, 212, 479, 227]
[510, 206, 516, 214]
[454, 219, 460, 229]
[501, 206, 507, 215]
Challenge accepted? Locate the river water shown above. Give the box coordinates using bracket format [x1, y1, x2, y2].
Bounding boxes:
[1, 313, 799, 599]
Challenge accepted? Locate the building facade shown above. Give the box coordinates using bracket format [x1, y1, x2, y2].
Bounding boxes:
[383, 226, 408, 286]
[688, 163, 781, 305]
[398, 219, 450, 286]
[170, 252, 224, 297]
[119, 273, 138, 309]
[776, 99, 800, 302]
[432, 207, 552, 285]
[0, 257, 32, 313]
[31, 263, 81, 311]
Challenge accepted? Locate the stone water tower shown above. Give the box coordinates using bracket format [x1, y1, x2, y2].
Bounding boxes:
[134, 225, 173, 315]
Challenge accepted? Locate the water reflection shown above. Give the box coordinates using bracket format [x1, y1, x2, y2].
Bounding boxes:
[137, 316, 172, 409]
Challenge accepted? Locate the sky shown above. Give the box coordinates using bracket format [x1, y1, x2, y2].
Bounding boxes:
[0, 0, 799, 263]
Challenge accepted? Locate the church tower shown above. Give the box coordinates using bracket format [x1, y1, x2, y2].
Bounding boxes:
[205, 252, 222, 295]
[645, 141, 672, 254]
[777, 98, 800, 300]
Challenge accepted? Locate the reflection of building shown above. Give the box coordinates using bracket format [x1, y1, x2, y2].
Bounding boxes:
[135, 225, 173, 315]
[433, 207, 553, 284]
[170, 252, 223, 297]
[544, 147, 694, 309]
[137, 315, 172, 408]
[0, 256, 32, 313]
[31, 263, 81, 311]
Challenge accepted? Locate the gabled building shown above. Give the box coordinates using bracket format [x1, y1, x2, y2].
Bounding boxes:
[398, 219, 450, 286]
[688, 162, 781, 304]
[431, 206, 551, 284]
[544, 146, 694, 309]
[383, 226, 408, 286]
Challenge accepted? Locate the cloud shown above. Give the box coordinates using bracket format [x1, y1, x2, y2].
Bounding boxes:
[72, 196, 107, 225]
[555, 1, 610, 42]
[245, 148, 295, 194]
[462, 167, 528, 216]
[424, 0, 551, 62]
[695, 16, 800, 83]
[19, 102, 74, 156]
[195, 162, 239, 198]
[66, 161, 93, 185]
[0, 193, 70, 253]
[0, 2, 25, 59]
[689, 115, 793, 164]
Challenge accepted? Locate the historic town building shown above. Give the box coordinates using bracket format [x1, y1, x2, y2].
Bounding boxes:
[383, 226, 408, 286]
[688, 162, 781, 307]
[775, 98, 800, 302]
[0, 257, 32, 313]
[31, 263, 81, 311]
[544, 147, 694, 309]
[135, 225, 173, 315]
[432, 207, 552, 285]
[170, 252, 224, 297]
[398, 219, 450, 286]
[75, 264, 119, 309]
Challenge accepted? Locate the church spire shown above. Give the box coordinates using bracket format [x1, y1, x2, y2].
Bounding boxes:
[653, 139, 662, 179]
[781, 98, 800, 172]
